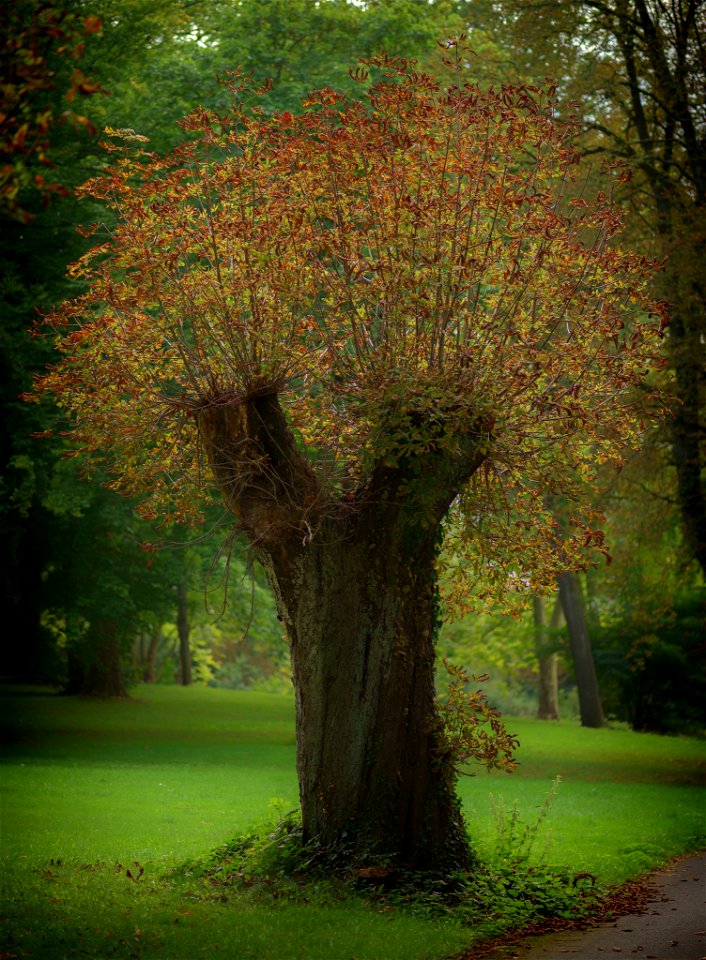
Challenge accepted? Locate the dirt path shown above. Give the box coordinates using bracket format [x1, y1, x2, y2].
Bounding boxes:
[460, 851, 706, 960]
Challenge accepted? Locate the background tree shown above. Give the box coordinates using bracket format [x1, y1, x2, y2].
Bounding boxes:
[483, 0, 705, 575]
[33, 46, 664, 870]
[592, 584, 706, 734]
[0, 1, 107, 681]
[37, 458, 188, 695]
[0, 0, 273, 687]
[0, 2, 103, 221]
[532, 595, 562, 721]
[584, 436, 706, 734]
[558, 572, 605, 728]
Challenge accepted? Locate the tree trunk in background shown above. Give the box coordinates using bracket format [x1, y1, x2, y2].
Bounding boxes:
[537, 654, 560, 720]
[533, 595, 561, 720]
[558, 573, 604, 728]
[142, 630, 161, 682]
[81, 619, 128, 697]
[176, 582, 192, 686]
[2, 509, 50, 682]
[666, 290, 706, 576]
[592, 0, 706, 576]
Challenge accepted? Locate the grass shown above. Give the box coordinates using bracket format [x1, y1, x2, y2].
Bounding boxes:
[1, 684, 704, 959]
[459, 716, 705, 885]
[1, 686, 298, 864]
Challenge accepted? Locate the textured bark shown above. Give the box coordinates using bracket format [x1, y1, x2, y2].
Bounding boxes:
[558, 573, 605, 728]
[261, 524, 469, 869]
[197, 390, 487, 870]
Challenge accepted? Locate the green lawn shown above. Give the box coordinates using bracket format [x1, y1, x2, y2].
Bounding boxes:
[1, 686, 298, 864]
[1, 684, 704, 959]
[459, 716, 705, 884]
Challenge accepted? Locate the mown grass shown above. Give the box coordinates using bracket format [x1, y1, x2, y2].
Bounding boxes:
[459, 716, 705, 885]
[1, 684, 704, 959]
[1, 686, 298, 864]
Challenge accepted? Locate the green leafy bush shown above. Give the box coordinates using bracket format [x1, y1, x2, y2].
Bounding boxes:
[174, 780, 599, 942]
[594, 587, 706, 734]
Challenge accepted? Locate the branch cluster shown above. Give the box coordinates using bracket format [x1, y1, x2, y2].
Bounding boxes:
[32, 44, 666, 603]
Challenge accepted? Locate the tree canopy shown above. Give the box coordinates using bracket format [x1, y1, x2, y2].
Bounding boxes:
[475, 0, 706, 575]
[34, 46, 666, 610]
[3, 1, 700, 744]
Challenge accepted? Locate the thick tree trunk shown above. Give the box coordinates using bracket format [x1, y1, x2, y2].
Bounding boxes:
[533, 596, 561, 721]
[260, 520, 468, 871]
[197, 390, 488, 871]
[558, 573, 604, 728]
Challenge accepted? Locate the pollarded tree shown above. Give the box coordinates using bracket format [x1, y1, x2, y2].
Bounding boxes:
[33, 45, 665, 872]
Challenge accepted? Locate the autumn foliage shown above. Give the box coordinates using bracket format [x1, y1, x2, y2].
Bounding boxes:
[438, 660, 519, 772]
[34, 43, 665, 610]
[1, 3, 103, 221]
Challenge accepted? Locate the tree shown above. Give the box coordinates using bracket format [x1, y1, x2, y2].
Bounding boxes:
[32, 47, 664, 871]
[592, 584, 706, 734]
[0, 1, 107, 681]
[39, 459, 181, 696]
[176, 580, 193, 684]
[193, 0, 465, 115]
[558, 572, 605, 727]
[0, 1, 103, 222]
[532, 595, 561, 721]
[587, 0, 706, 577]
[489, 0, 706, 575]
[1, 0, 272, 688]
[582, 435, 705, 733]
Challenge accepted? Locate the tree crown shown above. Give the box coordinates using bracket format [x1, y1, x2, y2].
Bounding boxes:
[33, 43, 666, 610]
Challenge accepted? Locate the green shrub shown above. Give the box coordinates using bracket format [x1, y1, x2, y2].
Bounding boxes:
[174, 780, 599, 944]
[594, 587, 706, 734]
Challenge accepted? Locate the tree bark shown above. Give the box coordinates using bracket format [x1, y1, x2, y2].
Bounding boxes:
[141, 629, 161, 683]
[176, 582, 192, 686]
[81, 619, 128, 698]
[533, 595, 561, 720]
[558, 573, 605, 728]
[261, 520, 469, 870]
[197, 390, 488, 871]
